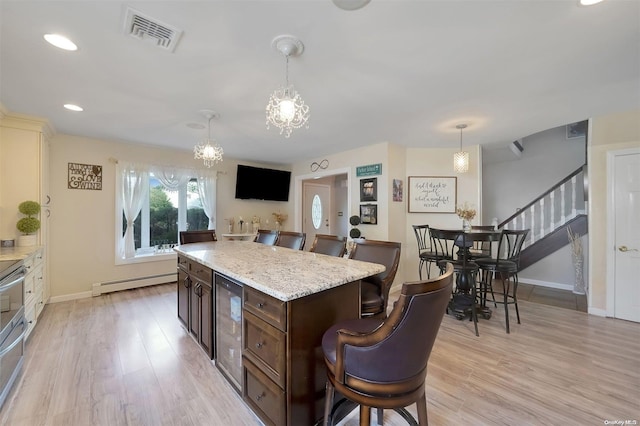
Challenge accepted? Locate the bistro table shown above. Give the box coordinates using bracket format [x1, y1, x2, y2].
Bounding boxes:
[443, 229, 501, 321]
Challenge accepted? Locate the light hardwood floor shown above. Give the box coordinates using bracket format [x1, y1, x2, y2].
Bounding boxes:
[1, 283, 638, 426]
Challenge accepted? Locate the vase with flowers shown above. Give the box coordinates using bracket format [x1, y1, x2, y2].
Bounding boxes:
[456, 202, 476, 232]
[251, 215, 261, 233]
[272, 212, 287, 231]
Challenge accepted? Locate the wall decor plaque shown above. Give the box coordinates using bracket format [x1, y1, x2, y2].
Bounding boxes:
[68, 162, 103, 190]
[408, 176, 456, 213]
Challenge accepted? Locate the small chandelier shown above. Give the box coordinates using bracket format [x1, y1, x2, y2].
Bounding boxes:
[266, 35, 310, 138]
[453, 124, 469, 173]
[194, 110, 223, 168]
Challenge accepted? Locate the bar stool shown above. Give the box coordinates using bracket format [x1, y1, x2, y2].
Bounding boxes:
[321, 264, 454, 426]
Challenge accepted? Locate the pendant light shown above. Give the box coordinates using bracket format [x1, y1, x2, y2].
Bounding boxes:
[453, 124, 469, 173]
[193, 110, 223, 168]
[266, 35, 310, 138]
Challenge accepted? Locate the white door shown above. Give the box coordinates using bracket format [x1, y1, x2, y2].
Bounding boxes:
[613, 151, 640, 322]
[303, 183, 331, 250]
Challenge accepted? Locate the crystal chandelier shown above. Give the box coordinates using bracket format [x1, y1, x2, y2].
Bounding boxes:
[194, 110, 223, 168]
[266, 35, 310, 138]
[453, 124, 469, 173]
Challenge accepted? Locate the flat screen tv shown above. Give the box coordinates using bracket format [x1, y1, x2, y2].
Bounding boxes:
[235, 165, 291, 202]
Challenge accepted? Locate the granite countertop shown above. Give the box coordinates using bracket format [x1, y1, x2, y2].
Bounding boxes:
[0, 245, 43, 262]
[174, 241, 386, 302]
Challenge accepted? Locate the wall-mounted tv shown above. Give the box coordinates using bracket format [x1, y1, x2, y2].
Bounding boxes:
[235, 164, 291, 202]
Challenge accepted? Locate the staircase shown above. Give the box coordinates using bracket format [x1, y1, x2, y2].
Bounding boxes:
[499, 165, 587, 270]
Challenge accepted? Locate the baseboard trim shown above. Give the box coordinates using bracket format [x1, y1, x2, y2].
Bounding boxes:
[49, 291, 93, 304]
[588, 307, 607, 317]
[517, 277, 573, 292]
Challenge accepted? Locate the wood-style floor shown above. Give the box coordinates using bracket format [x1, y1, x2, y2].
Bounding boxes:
[1, 283, 638, 426]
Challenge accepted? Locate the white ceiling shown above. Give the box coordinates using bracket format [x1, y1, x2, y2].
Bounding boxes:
[1, 1, 638, 165]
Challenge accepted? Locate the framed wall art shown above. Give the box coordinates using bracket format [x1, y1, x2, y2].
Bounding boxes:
[360, 177, 377, 202]
[392, 178, 403, 202]
[407, 176, 456, 213]
[68, 162, 103, 190]
[360, 204, 378, 224]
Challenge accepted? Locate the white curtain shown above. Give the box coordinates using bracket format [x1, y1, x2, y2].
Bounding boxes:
[197, 172, 217, 230]
[151, 166, 193, 191]
[119, 162, 149, 258]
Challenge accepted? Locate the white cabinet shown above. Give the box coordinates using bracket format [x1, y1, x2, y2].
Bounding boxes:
[23, 248, 45, 339]
[0, 114, 51, 306]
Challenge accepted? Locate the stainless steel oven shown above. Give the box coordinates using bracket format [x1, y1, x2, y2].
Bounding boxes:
[0, 260, 26, 409]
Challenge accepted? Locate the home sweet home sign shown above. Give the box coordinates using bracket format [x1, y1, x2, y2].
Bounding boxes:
[68, 162, 102, 190]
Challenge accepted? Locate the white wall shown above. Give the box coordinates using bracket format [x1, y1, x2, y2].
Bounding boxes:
[49, 133, 292, 299]
[482, 125, 585, 223]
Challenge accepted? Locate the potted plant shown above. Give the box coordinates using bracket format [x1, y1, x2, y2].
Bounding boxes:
[16, 200, 41, 246]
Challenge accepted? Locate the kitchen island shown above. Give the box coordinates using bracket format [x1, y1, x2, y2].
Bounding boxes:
[174, 241, 385, 426]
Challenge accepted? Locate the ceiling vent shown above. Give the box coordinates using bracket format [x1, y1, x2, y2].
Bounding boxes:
[123, 7, 182, 52]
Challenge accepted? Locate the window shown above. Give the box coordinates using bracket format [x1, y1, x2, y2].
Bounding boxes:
[115, 163, 216, 264]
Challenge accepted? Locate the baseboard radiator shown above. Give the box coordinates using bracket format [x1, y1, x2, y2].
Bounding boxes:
[92, 272, 176, 296]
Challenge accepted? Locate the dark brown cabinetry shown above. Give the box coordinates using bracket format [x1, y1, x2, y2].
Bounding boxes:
[242, 282, 360, 426]
[177, 255, 214, 358]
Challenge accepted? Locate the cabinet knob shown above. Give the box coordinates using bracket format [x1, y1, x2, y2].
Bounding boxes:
[28, 320, 33, 324]
[26, 290, 32, 294]
[255, 342, 264, 349]
[255, 392, 266, 402]
[256, 302, 265, 309]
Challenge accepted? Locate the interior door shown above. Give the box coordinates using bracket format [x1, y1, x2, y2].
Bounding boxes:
[614, 152, 640, 322]
[303, 183, 331, 250]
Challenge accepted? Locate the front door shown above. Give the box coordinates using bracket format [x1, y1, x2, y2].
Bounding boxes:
[303, 183, 331, 250]
[613, 151, 640, 322]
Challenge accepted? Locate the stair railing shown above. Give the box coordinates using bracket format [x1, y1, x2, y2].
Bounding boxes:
[500, 165, 587, 249]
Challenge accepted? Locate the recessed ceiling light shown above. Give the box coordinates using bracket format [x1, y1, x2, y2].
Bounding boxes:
[44, 34, 78, 51]
[332, 0, 371, 11]
[64, 104, 83, 112]
[579, 0, 604, 5]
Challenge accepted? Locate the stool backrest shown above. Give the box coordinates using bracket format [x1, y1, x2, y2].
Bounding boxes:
[255, 229, 279, 245]
[179, 230, 217, 244]
[309, 234, 347, 257]
[275, 231, 306, 250]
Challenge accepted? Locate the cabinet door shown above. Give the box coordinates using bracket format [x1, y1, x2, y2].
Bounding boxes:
[199, 281, 213, 359]
[177, 268, 190, 329]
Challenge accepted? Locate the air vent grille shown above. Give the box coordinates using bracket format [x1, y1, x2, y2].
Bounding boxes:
[124, 8, 182, 52]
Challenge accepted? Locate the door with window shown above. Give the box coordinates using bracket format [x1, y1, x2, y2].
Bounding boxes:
[303, 183, 331, 249]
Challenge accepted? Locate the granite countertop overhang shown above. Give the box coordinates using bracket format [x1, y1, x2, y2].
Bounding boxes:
[174, 241, 386, 302]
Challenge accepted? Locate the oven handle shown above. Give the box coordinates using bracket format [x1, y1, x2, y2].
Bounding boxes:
[0, 320, 26, 358]
[0, 272, 25, 292]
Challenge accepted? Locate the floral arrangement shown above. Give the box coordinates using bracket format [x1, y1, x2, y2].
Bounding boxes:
[567, 227, 583, 258]
[238, 216, 245, 231]
[16, 200, 41, 235]
[456, 203, 476, 221]
[251, 215, 261, 225]
[272, 212, 288, 225]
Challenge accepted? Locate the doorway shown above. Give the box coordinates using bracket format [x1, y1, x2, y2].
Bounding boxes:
[295, 168, 350, 250]
[606, 148, 640, 322]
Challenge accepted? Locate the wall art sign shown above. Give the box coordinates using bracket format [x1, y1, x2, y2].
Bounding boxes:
[407, 176, 456, 213]
[356, 163, 382, 177]
[68, 162, 103, 190]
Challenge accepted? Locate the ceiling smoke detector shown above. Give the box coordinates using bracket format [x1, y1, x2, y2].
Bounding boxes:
[123, 7, 183, 52]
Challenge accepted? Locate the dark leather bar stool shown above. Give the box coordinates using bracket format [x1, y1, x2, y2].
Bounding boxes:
[321, 264, 454, 426]
[348, 239, 401, 319]
[275, 231, 306, 250]
[309, 234, 347, 257]
[254, 229, 279, 245]
[179, 230, 217, 244]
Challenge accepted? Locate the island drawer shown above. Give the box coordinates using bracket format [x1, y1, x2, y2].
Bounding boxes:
[243, 286, 286, 331]
[243, 311, 286, 388]
[243, 358, 285, 426]
[189, 261, 212, 283]
[177, 255, 189, 272]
